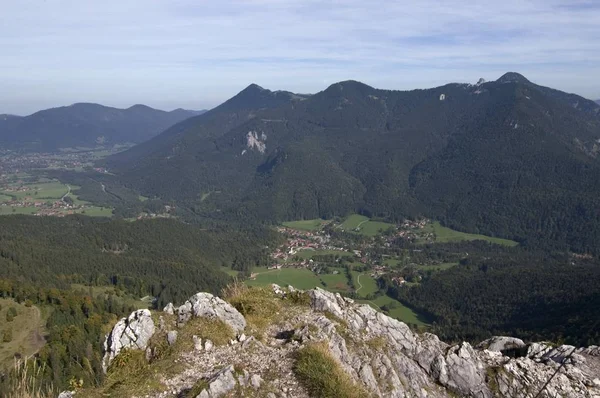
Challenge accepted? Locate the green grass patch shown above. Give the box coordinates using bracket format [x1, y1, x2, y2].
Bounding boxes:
[1, 181, 70, 200]
[75, 206, 113, 217]
[0, 206, 38, 215]
[352, 272, 379, 297]
[357, 295, 429, 326]
[427, 222, 518, 246]
[340, 214, 394, 236]
[319, 272, 351, 293]
[246, 268, 322, 290]
[294, 341, 369, 398]
[282, 219, 329, 231]
[340, 214, 369, 230]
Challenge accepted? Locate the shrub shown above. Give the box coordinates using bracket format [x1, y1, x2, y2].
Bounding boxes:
[2, 328, 13, 343]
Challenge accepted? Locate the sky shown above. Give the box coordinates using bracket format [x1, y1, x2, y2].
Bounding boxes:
[1, 0, 599, 115]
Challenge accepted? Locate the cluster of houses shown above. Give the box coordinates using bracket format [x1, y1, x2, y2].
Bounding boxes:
[0, 197, 87, 217]
[271, 227, 350, 266]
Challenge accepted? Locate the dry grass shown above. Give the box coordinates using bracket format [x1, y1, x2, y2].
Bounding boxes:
[293, 341, 370, 398]
[3, 357, 54, 398]
[365, 336, 387, 351]
[223, 283, 282, 338]
[176, 317, 235, 348]
[100, 349, 167, 396]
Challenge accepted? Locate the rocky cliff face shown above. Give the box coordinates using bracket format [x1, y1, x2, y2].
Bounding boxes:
[93, 285, 600, 398]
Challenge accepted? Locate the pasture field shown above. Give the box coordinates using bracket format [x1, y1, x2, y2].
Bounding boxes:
[340, 214, 394, 236]
[282, 219, 330, 231]
[340, 214, 368, 230]
[0, 176, 113, 217]
[358, 295, 429, 326]
[1, 181, 70, 200]
[246, 266, 351, 292]
[0, 206, 38, 215]
[75, 206, 113, 217]
[351, 271, 379, 297]
[318, 272, 351, 293]
[0, 298, 49, 368]
[246, 267, 322, 290]
[426, 222, 518, 246]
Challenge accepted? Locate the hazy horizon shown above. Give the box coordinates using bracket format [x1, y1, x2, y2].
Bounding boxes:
[2, 0, 599, 115]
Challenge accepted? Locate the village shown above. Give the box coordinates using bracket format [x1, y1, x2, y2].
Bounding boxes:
[264, 217, 434, 288]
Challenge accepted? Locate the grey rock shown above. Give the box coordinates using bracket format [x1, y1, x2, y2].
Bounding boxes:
[242, 335, 256, 349]
[478, 336, 525, 352]
[272, 283, 284, 296]
[58, 392, 75, 398]
[167, 330, 178, 346]
[193, 335, 203, 351]
[250, 373, 263, 389]
[200, 365, 237, 397]
[102, 309, 155, 373]
[177, 292, 246, 333]
[204, 339, 213, 352]
[163, 302, 175, 315]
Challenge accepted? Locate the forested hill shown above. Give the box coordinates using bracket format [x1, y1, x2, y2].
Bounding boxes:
[0, 215, 278, 307]
[106, 73, 600, 254]
[0, 103, 204, 151]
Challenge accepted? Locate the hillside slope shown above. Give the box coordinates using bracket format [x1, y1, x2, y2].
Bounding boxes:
[0, 104, 204, 151]
[107, 74, 600, 253]
[74, 285, 600, 398]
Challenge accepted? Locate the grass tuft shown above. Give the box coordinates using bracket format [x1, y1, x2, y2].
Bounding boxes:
[223, 283, 281, 338]
[365, 336, 387, 351]
[293, 341, 369, 398]
[176, 317, 235, 348]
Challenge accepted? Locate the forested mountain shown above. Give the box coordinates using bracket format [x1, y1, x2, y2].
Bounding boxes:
[0, 104, 205, 151]
[106, 73, 600, 254]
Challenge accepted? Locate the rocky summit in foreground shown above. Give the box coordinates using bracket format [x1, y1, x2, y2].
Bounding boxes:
[71, 285, 600, 398]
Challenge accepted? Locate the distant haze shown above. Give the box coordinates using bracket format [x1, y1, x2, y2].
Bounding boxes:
[1, 0, 599, 114]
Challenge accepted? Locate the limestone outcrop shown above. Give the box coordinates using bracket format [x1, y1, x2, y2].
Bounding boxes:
[102, 309, 155, 373]
[95, 286, 600, 397]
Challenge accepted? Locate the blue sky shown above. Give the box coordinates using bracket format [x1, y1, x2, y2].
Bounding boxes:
[1, 0, 599, 114]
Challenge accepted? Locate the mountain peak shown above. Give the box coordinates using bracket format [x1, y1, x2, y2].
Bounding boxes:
[241, 83, 268, 93]
[127, 104, 155, 111]
[497, 72, 531, 84]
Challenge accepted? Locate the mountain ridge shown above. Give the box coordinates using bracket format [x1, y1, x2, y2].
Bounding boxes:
[105, 73, 600, 253]
[0, 103, 205, 151]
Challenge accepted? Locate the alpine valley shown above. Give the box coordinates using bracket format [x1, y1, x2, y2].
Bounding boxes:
[2, 73, 600, 398]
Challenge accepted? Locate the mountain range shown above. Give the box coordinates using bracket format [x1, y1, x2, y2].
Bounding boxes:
[0, 103, 205, 151]
[105, 73, 600, 253]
